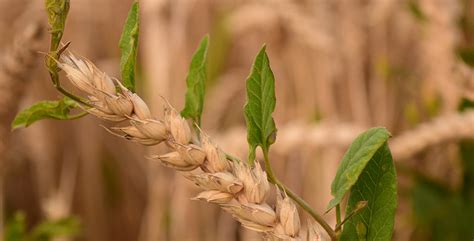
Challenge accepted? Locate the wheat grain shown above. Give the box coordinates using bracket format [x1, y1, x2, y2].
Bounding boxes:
[57, 52, 322, 241]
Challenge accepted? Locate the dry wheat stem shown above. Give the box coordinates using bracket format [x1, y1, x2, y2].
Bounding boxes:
[57, 52, 325, 241]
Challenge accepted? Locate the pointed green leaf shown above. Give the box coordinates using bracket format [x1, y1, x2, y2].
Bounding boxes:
[327, 127, 390, 210]
[12, 97, 79, 129]
[181, 35, 209, 125]
[119, 1, 139, 92]
[244, 46, 277, 164]
[340, 143, 397, 241]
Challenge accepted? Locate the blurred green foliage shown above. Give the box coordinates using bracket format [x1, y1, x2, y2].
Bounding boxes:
[407, 1, 428, 23]
[207, 13, 232, 87]
[4, 212, 80, 241]
[457, 47, 474, 68]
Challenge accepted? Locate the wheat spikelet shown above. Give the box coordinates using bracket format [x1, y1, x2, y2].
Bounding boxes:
[57, 52, 323, 241]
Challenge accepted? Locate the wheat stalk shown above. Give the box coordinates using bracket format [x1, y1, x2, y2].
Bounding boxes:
[0, 23, 43, 238]
[0, 24, 43, 153]
[57, 52, 323, 241]
[214, 107, 474, 162]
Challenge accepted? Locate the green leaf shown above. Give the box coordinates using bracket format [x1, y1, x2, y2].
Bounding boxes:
[340, 143, 397, 241]
[12, 97, 79, 129]
[119, 1, 139, 92]
[181, 35, 209, 125]
[327, 127, 390, 210]
[29, 216, 80, 241]
[244, 45, 277, 164]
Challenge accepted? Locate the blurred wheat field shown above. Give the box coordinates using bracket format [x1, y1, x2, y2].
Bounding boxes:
[1, 0, 474, 241]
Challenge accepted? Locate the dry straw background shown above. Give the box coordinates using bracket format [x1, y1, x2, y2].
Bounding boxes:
[1, 0, 474, 241]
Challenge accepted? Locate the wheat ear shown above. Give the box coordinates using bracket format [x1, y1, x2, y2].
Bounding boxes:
[57, 52, 324, 241]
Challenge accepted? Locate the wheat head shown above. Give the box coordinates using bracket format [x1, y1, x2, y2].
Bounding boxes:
[57, 52, 323, 241]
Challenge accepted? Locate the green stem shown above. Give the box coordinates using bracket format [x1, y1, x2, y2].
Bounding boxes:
[45, 0, 91, 107]
[68, 111, 89, 120]
[262, 151, 338, 241]
[335, 202, 367, 232]
[336, 204, 341, 228]
[334, 204, 342, 237]
[336, 205, 341, 224]
[54, 82, 92, 107]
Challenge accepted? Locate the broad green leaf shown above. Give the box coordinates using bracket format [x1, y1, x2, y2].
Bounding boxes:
[327, 127, 390, 210]
[181, 35, 209, 125]
[244, 46, 277, 164]
[30, 216, 80, 240]
[119, 1, 139, 92]
[12, 97, 78, 129]
[340, 143, 397, 241]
